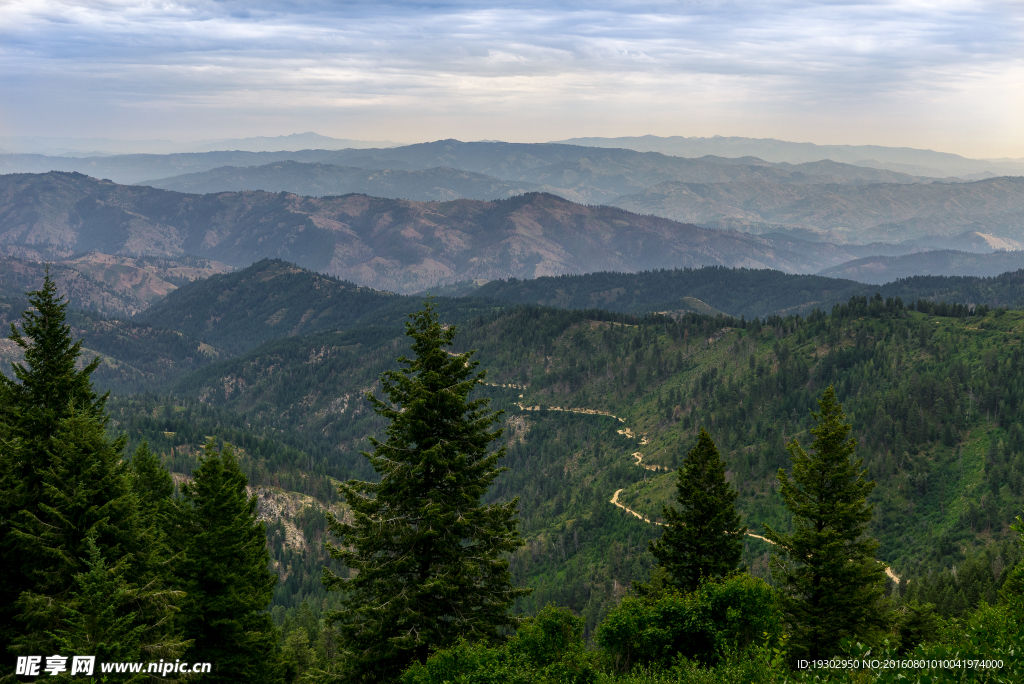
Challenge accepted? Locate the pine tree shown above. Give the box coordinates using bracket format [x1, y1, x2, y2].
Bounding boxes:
[323, 301, 529, 683]
[648, 428, 746, 593]
[763, 386, 888, 661]
[171, 440, 282, 684]
[131, 440, 175, 511]
[0, 269, 107, 646]
[48, 534, 148, 673]
[0, 272, 179, 660]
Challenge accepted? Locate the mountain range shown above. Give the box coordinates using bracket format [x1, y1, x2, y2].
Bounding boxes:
[555, 135, 1024, 179]
[141, 162, 550, 202]
[0, 253, 231, 316]
[142, 156, 1024, 245]
[8, 170, 1024, 292]
[7, 139, 1024, 252]
[3, 171, 927, 293]
[609, 176, 1024, 243]
[817, 250, 1024, 284]
[3, 140, 932, 191]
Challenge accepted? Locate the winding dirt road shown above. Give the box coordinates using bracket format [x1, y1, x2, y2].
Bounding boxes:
[514, 398, 900, 583]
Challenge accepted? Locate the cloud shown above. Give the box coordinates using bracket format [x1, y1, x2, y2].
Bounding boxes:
[1, 1, 1022, 155]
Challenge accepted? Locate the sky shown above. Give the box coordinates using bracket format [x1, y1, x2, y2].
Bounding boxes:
[1, 1, 1023, 158]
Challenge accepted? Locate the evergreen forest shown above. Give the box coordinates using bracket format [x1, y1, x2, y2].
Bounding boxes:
[2, 259, 1023, 684]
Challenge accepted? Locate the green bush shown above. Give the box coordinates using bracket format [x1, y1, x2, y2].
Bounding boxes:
[400, 604, 599, 684]
[597, 573, 782, 672]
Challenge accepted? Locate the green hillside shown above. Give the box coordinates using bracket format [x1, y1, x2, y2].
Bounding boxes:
[0, 295, 218, 394]
[472, 266, 1024, 318]
[5, 257, 1024, 681]
[119, 280, 1024, 631]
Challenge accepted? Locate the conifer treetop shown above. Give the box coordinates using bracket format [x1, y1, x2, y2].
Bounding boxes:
[324, 300, 528, 682]
[763, 385, 888, 661]
[649, 427, 746, 592]
[2, 267, 106, 437]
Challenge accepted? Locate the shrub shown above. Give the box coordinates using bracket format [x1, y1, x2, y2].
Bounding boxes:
[597, 573, 782, 672]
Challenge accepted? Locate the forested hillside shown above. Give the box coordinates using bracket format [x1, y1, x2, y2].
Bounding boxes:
[104, 271, 1024, 635]
[4, 258, 1024, 683]
[471, 266, 1024, 318]
[819, 249, 1024, 283]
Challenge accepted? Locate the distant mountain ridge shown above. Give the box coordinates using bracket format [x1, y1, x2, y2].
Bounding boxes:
[467, 266, 1024, 317]
[14, 140, 1024, 249]
[554, 135, 1024, 178]
[0, 132, 400, 156]
[3, 139, 932, 190]
[609, 176, 1024, 243]
[818, 250, 1024, 284]
[141, 162, 552, 201]
[2, 171, 913, 293]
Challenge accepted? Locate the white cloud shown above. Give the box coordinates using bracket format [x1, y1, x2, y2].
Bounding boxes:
[0, 0, 1022, 156]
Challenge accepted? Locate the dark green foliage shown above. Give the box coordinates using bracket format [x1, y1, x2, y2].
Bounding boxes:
[0, 274, 184, 674]
[901, 542, 1021, 619]
[764, 386, 888, 661]
[649, 428, 746, 592]
[135, 283, 1024, 635]
[0, 266, 106, 447]
[171, 440, 282, 684]
[137, 259, 400, 354]
[8, 409, 141, 654]
[130, 440, 175, 509]
[473, 267, 1024, 319]
[0, 272, 160, 656]
[596, 573, 781, 671]
[324, 302, 529, 682]
[400, 605, 600, 684]
[892, 601, 941, 655]
[47, 534, 169, 679]
[1000, 515, 1024, 603]
[474, 267, 868, 318]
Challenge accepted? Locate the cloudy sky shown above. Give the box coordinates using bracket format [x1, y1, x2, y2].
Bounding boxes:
[2, 1, 1022, 157]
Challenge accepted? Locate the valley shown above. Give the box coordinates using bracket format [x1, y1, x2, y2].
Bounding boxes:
[1, 258, 1017, 634]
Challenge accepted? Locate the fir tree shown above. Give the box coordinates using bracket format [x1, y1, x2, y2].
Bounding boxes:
[648, 428, 746, 592]
[763, 386, 888, 661]
[0, 269, 107, 646]
[171, 440, 282, 684]
[0, 272, 180, 660]
[131, 440, 175, 511]
[47, 534, 148, 678]
[323, 301, 529, 683]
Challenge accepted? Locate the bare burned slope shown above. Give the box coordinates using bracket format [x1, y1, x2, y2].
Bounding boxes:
[0, 172, 871, 292]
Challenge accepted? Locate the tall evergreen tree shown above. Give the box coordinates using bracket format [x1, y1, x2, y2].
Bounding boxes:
[763, 386, 888, 661]
[0, 272, 179, 660]
[0, 270, 107, 646]
[323, 301, 529, 683]
[649, 428, 746, 592]
[171, 440, 282, 684]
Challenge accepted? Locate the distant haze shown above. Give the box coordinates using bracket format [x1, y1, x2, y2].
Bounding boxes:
[1, 2, 1021, 158]
[0, 133, 402, 157]
[554, 136, 1024, 179]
